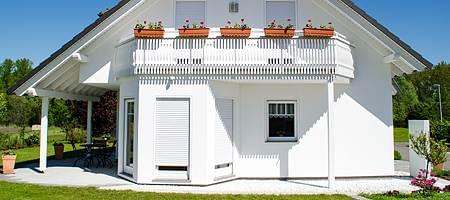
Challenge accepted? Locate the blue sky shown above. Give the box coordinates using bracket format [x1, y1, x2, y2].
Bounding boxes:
[0, 1, 449, 67]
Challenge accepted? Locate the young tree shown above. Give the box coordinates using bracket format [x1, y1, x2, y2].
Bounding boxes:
[410, 134, 448, 178]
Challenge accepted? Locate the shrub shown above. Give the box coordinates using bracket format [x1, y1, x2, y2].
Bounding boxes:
[66, 128, 86, 145]
[24, 132, 40, 147]
[411, 169, 440, 195]
[394, 150, 402, 160]
[431, 120, 449, 141]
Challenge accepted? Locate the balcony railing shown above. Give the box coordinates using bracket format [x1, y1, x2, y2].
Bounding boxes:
[132, 37, 354, 79]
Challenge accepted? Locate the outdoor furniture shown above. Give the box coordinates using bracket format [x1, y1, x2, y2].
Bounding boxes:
[73, 141, 108, 168]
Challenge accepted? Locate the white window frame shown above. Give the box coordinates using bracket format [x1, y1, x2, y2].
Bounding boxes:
[266, 100, 298, 142]
[174, 0, 207, 29]
[264, 0, 298, 28]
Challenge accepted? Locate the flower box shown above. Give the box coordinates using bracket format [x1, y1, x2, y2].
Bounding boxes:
[134, 29, 165, 38]
[220, 28, 251, 38]
[264, 28, 295, 38]
[2, 155, 16, 175]
[303, 28, 334, 38]
[178, 28, 210, 38]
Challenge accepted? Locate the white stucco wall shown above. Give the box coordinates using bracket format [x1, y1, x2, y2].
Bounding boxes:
[86, 0, 397, 184]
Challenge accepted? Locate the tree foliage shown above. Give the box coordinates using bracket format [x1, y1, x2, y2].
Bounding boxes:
[393, 62, 449, 132]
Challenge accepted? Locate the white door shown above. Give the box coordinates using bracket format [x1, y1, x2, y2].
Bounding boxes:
[214, 99, 234, 178]
[123, 99, 135, 175]
[155, 98, 190, 180]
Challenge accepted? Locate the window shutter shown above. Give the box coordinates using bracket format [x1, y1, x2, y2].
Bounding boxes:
[175, 1, 206, 28]
[215, 99, 233, 166]
[155, 99, 190, 167]
[266, 1, 296, 27]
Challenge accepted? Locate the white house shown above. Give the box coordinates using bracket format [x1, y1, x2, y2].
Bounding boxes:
[8, 0, 432, 187]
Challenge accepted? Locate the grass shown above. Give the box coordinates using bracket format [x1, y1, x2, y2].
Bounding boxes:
[394, 128, 409, 142]
[363, 193, 450, 200]
[1, 127, 83, 167]
[0, 181, 352, 200]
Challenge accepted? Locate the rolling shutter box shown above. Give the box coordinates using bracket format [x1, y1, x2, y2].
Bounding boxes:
[155, 99, 190, 179]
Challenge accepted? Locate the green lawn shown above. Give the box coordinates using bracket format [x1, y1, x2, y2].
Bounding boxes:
[0, 181, 351, 200]
[394, 128, 409, 142]
[1, 127, 83, 167]
[363, 193, 450, 200]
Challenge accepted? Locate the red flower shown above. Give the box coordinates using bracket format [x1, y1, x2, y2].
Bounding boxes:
[272, 19, 276, 23]
[328, 22, 332, 25]
[200, 21, 204, 25]
[227, 20, 232, 24]
[144, 21, 147, 24]
[308, 19, 312, 22]
[241, 18, 245, 22]
[158, 21, 162, 24]
[185, 19, 190, 23]
[287, 18, 291, 22]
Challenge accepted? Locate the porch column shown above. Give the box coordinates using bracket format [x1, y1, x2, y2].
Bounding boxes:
[87, 100, 93, 144]
[327, 80, 335, 188]
[39, 97, 49, 172]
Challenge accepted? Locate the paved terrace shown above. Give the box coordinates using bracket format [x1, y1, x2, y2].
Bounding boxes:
[1, 158, 449, 195]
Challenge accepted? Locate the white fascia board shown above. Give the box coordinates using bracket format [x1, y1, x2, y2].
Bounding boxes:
[13, 0, 146, 96]
[26, 88, 100, 102]
[324, 0, 428, 72]
[72, 53, 89, 63]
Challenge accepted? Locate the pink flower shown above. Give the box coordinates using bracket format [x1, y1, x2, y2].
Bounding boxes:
[308, 19, 312, 22]
[158, 21, 162, 24]
[200, 21, 204, 25]
[287, 18, 291, 22]
[227, 20, 232, 24]
[144, 21, 147, 24]
[241, 18, 245, 22]
[328, 22, 333, 25]
[185, 19, 190, 23]
[272, 19, 276, 23]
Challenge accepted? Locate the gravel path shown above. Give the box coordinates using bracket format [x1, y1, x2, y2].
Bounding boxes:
[100, 178, 442, 195]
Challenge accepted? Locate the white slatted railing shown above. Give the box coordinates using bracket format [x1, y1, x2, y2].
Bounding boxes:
[133, 38, 354, 78]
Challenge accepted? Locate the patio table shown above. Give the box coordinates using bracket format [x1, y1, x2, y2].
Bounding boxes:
[73, 143, 108, 168]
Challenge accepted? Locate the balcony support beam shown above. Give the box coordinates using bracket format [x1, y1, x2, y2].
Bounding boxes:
[327, 79, 335, 189]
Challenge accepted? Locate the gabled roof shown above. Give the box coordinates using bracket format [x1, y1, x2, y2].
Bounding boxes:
[8, 0, 433, 95]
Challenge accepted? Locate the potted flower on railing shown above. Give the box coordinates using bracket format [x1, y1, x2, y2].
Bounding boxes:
[303, 20, 335, 38]
[134, 21, 164, 38]
[178, 19, 210, 38]
[2, 150, 16, 175]
[53, 142, 64, 160]
[264, 19, 295, 38]
[220, 18, 251, 38]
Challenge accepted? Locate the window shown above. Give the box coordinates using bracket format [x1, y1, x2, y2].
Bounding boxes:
[175, 1, 206, 28]
[266, 1, 296, 27]
[123, 99, 135, 175]
[267, 101, 297, 142]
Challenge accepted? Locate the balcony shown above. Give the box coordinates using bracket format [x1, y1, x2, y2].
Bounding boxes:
[132, 36, 354, 80]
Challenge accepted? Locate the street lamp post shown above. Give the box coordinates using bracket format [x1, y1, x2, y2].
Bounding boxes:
[433, 84, 443, 122]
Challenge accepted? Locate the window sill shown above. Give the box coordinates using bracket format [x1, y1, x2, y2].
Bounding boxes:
[266, 138, 298, 143]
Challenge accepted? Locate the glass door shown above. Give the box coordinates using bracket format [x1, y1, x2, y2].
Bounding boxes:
[123, 99, 135, 175]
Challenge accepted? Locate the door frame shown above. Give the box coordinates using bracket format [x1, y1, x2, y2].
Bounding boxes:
[123, 98, 135, 175]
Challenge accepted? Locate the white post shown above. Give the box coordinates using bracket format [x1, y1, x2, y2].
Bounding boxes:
[39, 97, 49, 172]
[327, 80, 335, 188]
[87, 101, 93, 144]
[409, 120, 430, 177]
